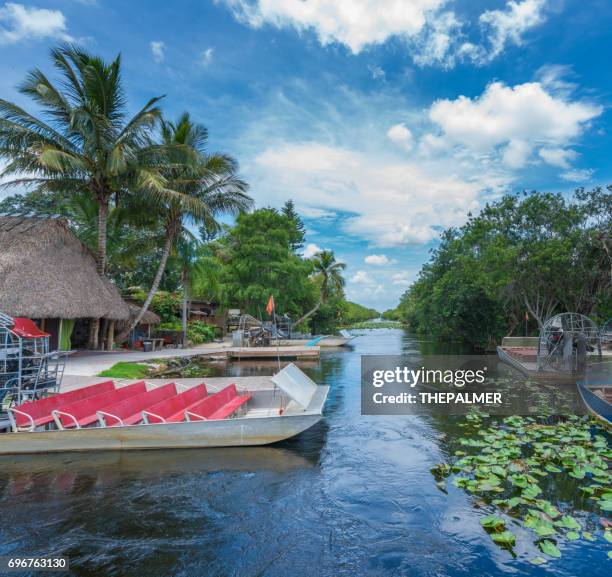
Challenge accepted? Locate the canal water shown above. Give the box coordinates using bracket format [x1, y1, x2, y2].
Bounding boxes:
[0, 329, 607, 576]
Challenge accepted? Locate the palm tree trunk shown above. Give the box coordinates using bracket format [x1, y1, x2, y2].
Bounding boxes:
[88, 195, 109, 349]
[293, 300, 321, 330]
[116, 231, 175, 344]
[182, 273, 189, 348]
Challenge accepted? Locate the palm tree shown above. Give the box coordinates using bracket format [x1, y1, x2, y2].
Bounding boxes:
[0, 44, 173, 347]
[117, 112, 252, 342]
[172, 237, 222, 346]
[294, 250, 346, 328]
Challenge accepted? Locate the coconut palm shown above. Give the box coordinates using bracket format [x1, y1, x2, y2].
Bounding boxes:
[117, 112, 252, 342]
[172, 237, 222, 346]
[0, 44, 176, 347]
[294, 250, 346, 328]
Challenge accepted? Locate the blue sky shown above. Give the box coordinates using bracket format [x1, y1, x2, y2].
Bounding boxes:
[1, 1, 611, 310]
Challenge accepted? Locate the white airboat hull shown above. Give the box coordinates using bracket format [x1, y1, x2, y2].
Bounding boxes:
[0, 364, 329, 455]
[0, 409, 325, 455]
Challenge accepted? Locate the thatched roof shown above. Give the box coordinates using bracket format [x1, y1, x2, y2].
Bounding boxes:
[0, 215, 130, 320]
[122, 303, 161, 327]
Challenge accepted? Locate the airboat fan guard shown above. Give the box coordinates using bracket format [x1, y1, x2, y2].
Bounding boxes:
[0, 311, 68, 409]
[602, 318, 612, 346]
[537, 313, 602, 374]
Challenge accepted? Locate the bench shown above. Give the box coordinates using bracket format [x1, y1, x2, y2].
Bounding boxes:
[97, 383, 178, 427]
[185, 384, 250, 421]
[9, 380, 115, 431]
[142, 384, 208, 424]
[52, 381, 147, 429]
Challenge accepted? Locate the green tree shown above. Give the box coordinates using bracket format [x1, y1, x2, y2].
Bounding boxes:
[221, 208, 314, 319]
[281, 199, 306, 252]
[294, 250, 346, 327]
[117, 112, 251, 342]
[0, 44, 173, 347]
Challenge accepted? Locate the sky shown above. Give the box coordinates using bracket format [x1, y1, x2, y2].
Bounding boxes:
[1, 0, 611, 310]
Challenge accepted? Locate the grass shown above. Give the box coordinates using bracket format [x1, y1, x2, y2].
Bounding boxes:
[98, 362, 151, 379]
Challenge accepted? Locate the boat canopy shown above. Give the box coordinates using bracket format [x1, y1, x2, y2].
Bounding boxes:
[271, 363, 318, 409]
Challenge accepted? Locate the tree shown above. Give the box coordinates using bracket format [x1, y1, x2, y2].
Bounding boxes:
[0, 44, 170, 347]
[394, 189, 611, 345]
[117, 112, 251, 343]
[281, 199, 305, 252]
[294, 250, 346, 328]
[221, 208, 315, 319]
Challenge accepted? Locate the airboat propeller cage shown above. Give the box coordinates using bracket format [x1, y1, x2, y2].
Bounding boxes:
[271, 363, 319, 409]
[538, 313, 602, 372]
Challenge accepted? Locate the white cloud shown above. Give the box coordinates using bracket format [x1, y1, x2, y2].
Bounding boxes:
[302, 243, 322, 258]
[538, 147, 577, 169]
[479, 0, 546, 61]
[392, 271, 414, 286]
[255, 141, 482, 246]
[429, 81, 602, 168]
[221, 1, 550, 68]
[150, 40, 166, 63]
[351, 270, 375, 284]
[560, 168, 594, 183]
[368, 64, 385, 80]
[0, 2, 72, 44]
[387, 123, 413, 152]
[221, 0, 446, 54]
[365, 254, 394, 266]
[202, 47, 214, 66]
[299, 206, 336, 219]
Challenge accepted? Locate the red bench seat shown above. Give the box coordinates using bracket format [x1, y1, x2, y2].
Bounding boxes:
[52, 381, 147, 429]
[185, 384, 251, 421]
[9, 380, 115, 431]
[97, 383, 178, 427]
[142, 384, 208, 424]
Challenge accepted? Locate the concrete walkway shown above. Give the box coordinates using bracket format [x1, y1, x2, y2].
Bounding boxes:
[65, 341, 230, 376]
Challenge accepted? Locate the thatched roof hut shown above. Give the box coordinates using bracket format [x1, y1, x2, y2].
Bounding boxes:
[122, 303, 161, 327]
[0, 215, 129, 320]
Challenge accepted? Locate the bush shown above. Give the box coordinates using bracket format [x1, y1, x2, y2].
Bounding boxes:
[187, 321, 217, 345]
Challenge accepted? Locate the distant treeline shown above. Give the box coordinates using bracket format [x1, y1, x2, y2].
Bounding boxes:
[385, 188, 612, 347]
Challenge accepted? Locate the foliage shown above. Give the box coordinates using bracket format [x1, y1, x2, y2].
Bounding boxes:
[281, 199, 306, 252]
[185, 321, 217, 344]
[220, 208, 316, 319]
[394, 189, 612, 346]
[128, 289, 181, 323]
[98, 362, 150, 379]
[343, 301, 380, 324]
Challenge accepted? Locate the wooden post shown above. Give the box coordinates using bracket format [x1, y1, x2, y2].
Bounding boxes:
[88, 319, 99, 350]
[106, 320, 115, 351]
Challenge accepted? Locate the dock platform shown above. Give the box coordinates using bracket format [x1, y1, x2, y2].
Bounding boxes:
[225, 346, 320, 359]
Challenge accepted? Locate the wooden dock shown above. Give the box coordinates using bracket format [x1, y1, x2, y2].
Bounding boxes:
[226, 346, 320, 360]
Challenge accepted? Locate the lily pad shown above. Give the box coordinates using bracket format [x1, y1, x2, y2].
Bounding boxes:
[491, 530, 516, 545]
[530, 557, 547, 565]
[539, 540, 561, 558]
[566, 531, 580, 541]
[480, 515, 505, 529]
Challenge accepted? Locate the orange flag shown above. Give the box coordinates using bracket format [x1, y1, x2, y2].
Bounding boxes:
[266, 295, 275, 316]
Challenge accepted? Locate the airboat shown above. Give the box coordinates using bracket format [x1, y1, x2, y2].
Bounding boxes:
[0, 363, 329, 455]
[497, 313, 604, 382]
[577, 361, 612, 424]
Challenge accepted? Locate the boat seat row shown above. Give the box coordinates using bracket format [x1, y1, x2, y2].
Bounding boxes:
[9, 379, 251, 431]
[186, 384, 250, 421]
[9, 380, 115, 431]
[142, 384, 208, 424]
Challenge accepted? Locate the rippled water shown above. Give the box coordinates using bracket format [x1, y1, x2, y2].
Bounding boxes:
[0, 330, 607, 576]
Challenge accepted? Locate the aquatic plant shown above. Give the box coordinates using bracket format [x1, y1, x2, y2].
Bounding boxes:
[431, 412, 611, 564]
